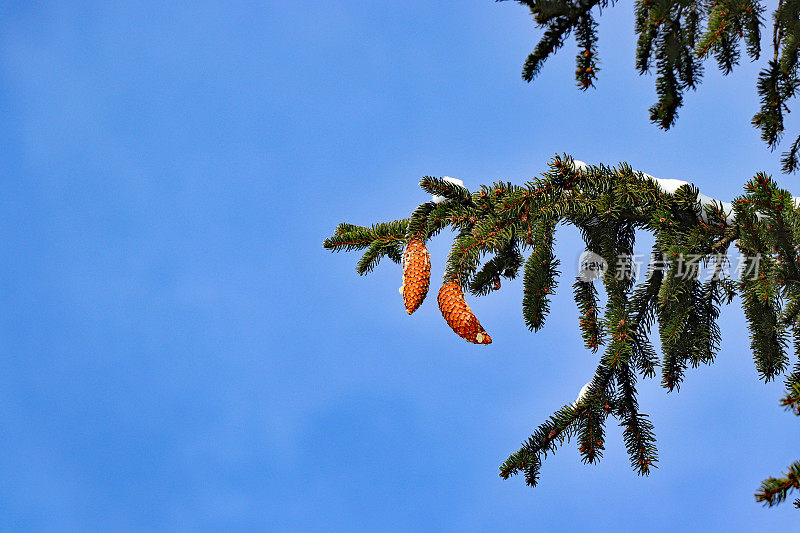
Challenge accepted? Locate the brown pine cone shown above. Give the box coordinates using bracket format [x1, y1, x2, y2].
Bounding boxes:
[401, 238, 431, 314]
[437, 281, 492, 344]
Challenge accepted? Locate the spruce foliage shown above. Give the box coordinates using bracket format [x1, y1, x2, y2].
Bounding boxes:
[498, 0, 800, 172]
[324, 156, 800, 508]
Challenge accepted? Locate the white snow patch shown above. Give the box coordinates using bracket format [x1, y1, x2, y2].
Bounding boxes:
[573, 382, 592, 407]
[649, 177, 689, 195]
[432, 176, 465, 203]
[642, 172, 737, 224]
[697, 193, 736, 224]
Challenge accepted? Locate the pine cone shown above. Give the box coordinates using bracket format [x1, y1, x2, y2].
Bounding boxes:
[402, 238, 431, 314]
[437, 281, 492, 344]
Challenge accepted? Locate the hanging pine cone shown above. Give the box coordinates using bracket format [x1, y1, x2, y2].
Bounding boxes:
[401, 238, 431, 314]
[437, 281, 492, 344]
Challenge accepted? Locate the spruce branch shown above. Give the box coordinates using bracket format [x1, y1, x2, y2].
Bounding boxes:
[574, 12, 600, 89]
[574, 275, 604, 351]
[325, 155, 800, 508]
[469, 240, 524, 295]
[756, 461, 800, 507]
[523, 218, 560, 331]
[497, 0, 800, 172]
[618, 364, 659, 475]
[783, 360, 800, 414]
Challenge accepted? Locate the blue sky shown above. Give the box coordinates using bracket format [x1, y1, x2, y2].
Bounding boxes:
[0, 1, 798, 531]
